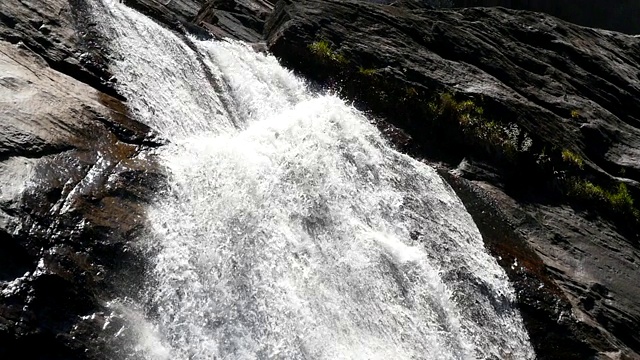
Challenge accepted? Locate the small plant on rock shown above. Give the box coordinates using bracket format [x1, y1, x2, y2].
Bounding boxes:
[405, 87, 419, 98]
[567, 179, 639, 220]
[308, 40, 348, 65]
[561, 149, 584, 170]
[428, 93, 532, 160]
[358, 66, 377, 76]
[570, 109, 580, 119]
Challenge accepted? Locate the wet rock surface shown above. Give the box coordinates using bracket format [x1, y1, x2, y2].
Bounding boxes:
[1, 0, 163, 358]
[0, 0, 123, 98]
[264, 0, 640, 358]
[121, 0, 273, 43]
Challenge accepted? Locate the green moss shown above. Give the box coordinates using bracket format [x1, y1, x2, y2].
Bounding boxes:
[561, 149, 584, 170]
[358, 66, 377, 76]
[308, 40, 348, 65]
[309, 40, 331, 56]
[430, 93, 485, 122]
[568, 179, 602, 200]
[609, 183, 636, 213]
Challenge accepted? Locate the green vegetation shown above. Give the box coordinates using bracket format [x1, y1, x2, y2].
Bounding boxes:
[405, 86, 418, 98]
[427, 93, 639, 225]
[308, 40, 348, 65]
[559, 152, 638, 223]
[427, 93, 532, 160]
[568, 179, 639, 219]
[570, 109, 580, 119]
[428, 93, 484, 124]
[357, 66, 377, 76]
[561, 149, 584, 170]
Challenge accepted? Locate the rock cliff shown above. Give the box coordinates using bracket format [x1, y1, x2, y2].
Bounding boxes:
[1, 0, 639, 359]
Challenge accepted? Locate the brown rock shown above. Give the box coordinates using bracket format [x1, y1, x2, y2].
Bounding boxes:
[0, 8, 162, 357]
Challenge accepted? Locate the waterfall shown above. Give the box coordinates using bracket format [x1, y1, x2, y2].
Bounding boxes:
[89, 1, 535, 359]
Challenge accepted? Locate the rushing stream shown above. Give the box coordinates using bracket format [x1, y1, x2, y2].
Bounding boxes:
[89, 0, 535, 358]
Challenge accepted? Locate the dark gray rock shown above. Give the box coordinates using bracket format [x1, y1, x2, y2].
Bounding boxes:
[121, 0, 208, 36]
[266, 0, 640, 188]
[453, 0, 640, 35]
[0, 0, 122, 98]
[121, 0, 274, 42]
[194, 0, 273, 42]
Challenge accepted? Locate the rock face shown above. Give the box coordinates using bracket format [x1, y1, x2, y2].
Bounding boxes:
[195, 0, 274, 42]
[265, 0, 640, 358]
[1, 0, 163, 358]
[121, 0, 274, 43]
[2, 0, 640, 358]
[266, 0, 640, 188]
[453, 0, 640, 35]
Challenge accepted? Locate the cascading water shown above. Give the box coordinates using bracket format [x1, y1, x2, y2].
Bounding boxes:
[89, 1, 536, 358]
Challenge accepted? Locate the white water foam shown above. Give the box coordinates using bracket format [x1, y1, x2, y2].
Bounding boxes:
[90, 1, 536, 359]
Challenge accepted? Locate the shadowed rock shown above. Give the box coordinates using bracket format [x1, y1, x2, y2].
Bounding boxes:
[453, 0, 640, 35]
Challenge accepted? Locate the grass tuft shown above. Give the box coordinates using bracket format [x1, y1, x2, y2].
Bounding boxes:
[428, 93, 531, 159]
[358, 67, 377, 76]
[568, 179, 639, 220]
[309, 40, 348, 65]
[561, 149, 584, 170]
